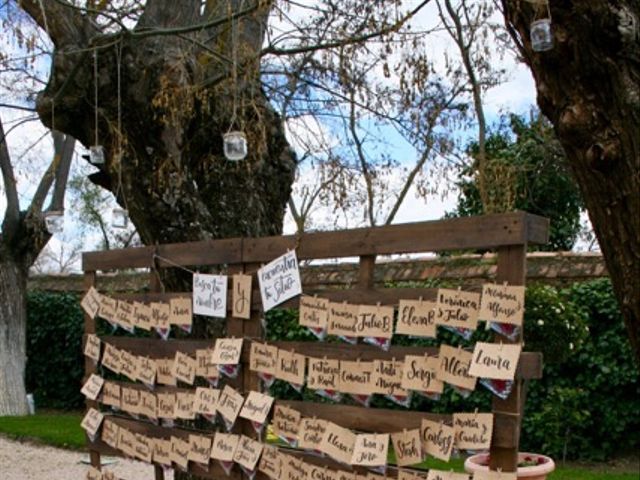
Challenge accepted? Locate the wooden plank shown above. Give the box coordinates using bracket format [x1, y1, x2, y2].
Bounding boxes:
[101, 335, 214, 358]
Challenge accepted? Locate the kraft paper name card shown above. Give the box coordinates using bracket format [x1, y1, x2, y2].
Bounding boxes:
[351, 433, 389, 467]
[327, 302, 359, 338]
[233, 435, 264, 471]
[101, 382, 121, 408]
[232, 274, 252, 319]
[453, 413, 493, 451]
[99, 295, 118, 323]
[188, 434, 212, 465]
[472, 472, 516, 480]
[319, 421, 356, 465]
[101, 344, 121, 374]
[401, 355, 444, 394]
[196, 349, 219, 380]
[391, 428, 423, 467]
[426, 470, 469, 480]
[153, 438, 172, 466]
[281, 453, 304, 480]
[121, 387, 140, 415]
[173, 351, 196, 385]
[119, 349, 140, 382]
[437, 345, 477, 391]
[150, 302, 170, 331]
[133, 302, 152, 331]
[156, 358, 176, 386]
[396, 299, 437, 337]
[101, 420, 119, 449]
[250, 341, 278, 375]
[117, 427, 136, 457]
[137, 357, 157, 386]
[479, 284, 525, 325]
[116, 301, 135, 331]
[170, 436, 190, 470]
[81, 374, 105, 400]
[211, 337, 243, 365]
[469, 342, 522, 380]
[239, 390, 274, 424]
[157, 392, 176, 419]
[81, 408, 104, 438]
[258, 444, 281, 479]
[276, 349, 306, 385]
[193, 387, 220, 416]
[421, 419, 455, 462]
[272, 404, 301, 441]
[139, 390, 157, 419]
[81, 287, 102, 319]
[298, 417, 328, 451]
[217, 385, 244, 424]
[338, 360, 375, 395]
[308, 357, 341, 392]
[170, 297, 192, 328]
[435, 289, 480, 330]
[193, 273, 228, 318]
[299, 295, 330, 330]
[134, 433, 153, 463]
[372, 359, 407, 396]
[258, 250, 302, 312]
[174, 391, 195, 420]
[398, 470, 428, 480]
[211, 432, 239, 462]
[84, 334, 101, 362]
[356, 304, 394, 339]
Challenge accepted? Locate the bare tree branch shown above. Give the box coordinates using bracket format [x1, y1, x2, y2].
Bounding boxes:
[0, 115, 20, 231]
[18, 0, 93, 47]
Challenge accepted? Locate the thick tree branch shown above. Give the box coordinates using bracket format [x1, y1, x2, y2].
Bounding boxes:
[48, 134, 74, 211]
[19, 0, 91, 47]
[0, 115, 20, 232]
[28, 130, 62, 214]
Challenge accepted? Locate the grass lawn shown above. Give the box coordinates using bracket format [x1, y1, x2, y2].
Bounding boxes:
[0, 412, 637, 480]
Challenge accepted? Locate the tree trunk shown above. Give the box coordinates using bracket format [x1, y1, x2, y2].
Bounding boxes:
[503, 1, 640, 362]
[0, 254, 29, 416]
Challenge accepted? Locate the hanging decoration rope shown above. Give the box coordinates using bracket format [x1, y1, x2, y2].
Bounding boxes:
[90, 49, 105, 164]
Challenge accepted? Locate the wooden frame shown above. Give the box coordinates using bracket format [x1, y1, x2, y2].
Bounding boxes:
[82, 211, 549, 478]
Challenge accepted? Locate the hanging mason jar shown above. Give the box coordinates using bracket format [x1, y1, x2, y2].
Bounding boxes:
[530, 18, 553, 52]
[89, 145, 105, 165]
[111, 208, 129, 229]
[223, 131, 248, 161]
[44, 210, 64, 234]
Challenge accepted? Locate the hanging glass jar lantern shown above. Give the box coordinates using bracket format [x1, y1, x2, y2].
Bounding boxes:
[111, 208, 129, 229]
[223, 131, 248, 161]
[89, 145, 105, 165]
[44, 210, 64, 234]
[530, 18, 553, 52]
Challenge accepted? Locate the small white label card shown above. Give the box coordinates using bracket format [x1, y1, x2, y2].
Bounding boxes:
[211, 337, 243, 365]
[426, 470, 470, 480]
[435, 289, 481, 330]
[401, 355, 444, 394]
[258, 444, 281, 479]
[81, 373, 104, 400]
[172, 351, 196, 385]
[327, 302, 359, 338]
[170, 435, 190, 470]
[188, 434, 212, 465]
[232, 274, 252, 319]
[193, 273, 228, 318]
[233, 435, 264, 471]
[81, 287, 102, 319]
[391, 428, 423, 467]
[84, 334, 101, 362]
[174, 391, 195, 420]
[453, 413, 493, 451]
[101, 381, 120, 408]
[239, 390, 274, 424]
[153, 438, 172, 466]
[258, 250, 302, 311]
[156, 358, 176, 386]
[338, 360, 376, 395]
[421, 419, 455, 462]
[469, 342, 522, 380]
[351, 433, 389, 467]
[319, 421, 356, 465]
[217, 385, 244, 424]
[275, 349, 306, 386]
[272, 404, 301, 442]
[157, 392, 176, 419]
[133, 302, 152, 331]
[81, 407, 104, 438]
[396, 299, 437, 337]
[298, 417, 328, 451]
[193, 387, 220, 416]
[170, 297, 192, 329]
[356, 303, 394, 339]
[437, 345, 477, 391]
[479, 284, 525, 325]
[473, 472, 517, 480]
[139, 390, 157, 419]
[250, 341, 278, 375]
[211, 432, 239, 462]
[299, 295, 330, 330]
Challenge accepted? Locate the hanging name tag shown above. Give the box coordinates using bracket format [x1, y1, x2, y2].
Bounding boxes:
[133, 302, 152, 331]
[196, 349, 219, 384]
[421, 419, 455, 462]
[272, 404, 301, 444]
[119, 349, 140, 382]
[469, 342, 521, 380]
[275, 349, 306, 387]
[134, 433, 153, 463]
[172, 351, 196, 385]
[99, 295, 118, 325]
[117, 427, 137, 457]
[81, 374, 105, 400]
[319, 421, 356, 465]
[258, 250, 302, 312]
[239, 390, 274, 425]
[170, 297, 192, 332]
[308, 357, 341, 401]
[81, 408, 104, 439]
[437, 345, 477, 392]
[327, 302, 359, 342]
[299, 295, 330, 338]
[250, 341, 278, 375]
[391, 428, 423, 467]
[211, 338, 243, 365]
[192, 273, 228, 318]
[81, 287, 102, 319]
[170, 436, 190, 470]
[479, 284, 525, 326]
[156, 358, 176, 386]
[101, 381, 121, 409]
[137, 357, 156, 386]
[338, 360, 375, 395]
[188, 434, 213, 465]
[232, 274, 252, 319]
[426, 470, 470, 480]
[372, 359, 407, 397]
[193, 387, 220, 417]
[398, 470, 428, 480]
[150, 302, 171, 339]
[435, 289, 480, 331]
[115, 301, 135, 331]
[157, 392, 176, 419]
[401, 355, 444, 395]
[453, 413, 493, 451]
[84, 334, 101, 363]
[211, 432, 240, 462]
[121, 387, 141, 415]
[174, 391, 195, 420]
[258, 444, 282, 479]
[298, 417, 328, 452]
[101, 343, 121, 374]
[233, 435, 264, 471]
[217, 385, 244, 426]
[153, 438, 172, 466]
[396, 299, 437, 337]
[356, 304, 394, 339]
[101, 419, 119, 449]
[351, 433, 389, 467]
[139, 390, 157, 419]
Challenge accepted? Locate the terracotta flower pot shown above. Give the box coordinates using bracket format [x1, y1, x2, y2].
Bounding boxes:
[464, 452, 556, 480]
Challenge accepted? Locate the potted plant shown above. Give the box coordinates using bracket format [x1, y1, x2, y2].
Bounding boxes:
[464, 452, 555, 480]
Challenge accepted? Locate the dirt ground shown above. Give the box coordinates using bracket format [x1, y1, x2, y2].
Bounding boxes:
[0, 436, 174, 479]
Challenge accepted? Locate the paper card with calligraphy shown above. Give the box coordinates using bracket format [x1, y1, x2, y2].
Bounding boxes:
[453, 413, 493, 451]
[193, 273, 228, 318]
[334, 469, 357, 480]
[156, 358, 176, 386]
[196, 349, 219, 385]
[86, 466, 102, 480]
[115, 300, 135, 332]
[299, 295, 330, 339]
[437, 345, 477, 392]
[239, 390, 274, 425]
[170, 297, 193, 332]
[139, 390, 157, 419]
[170, 436, 190, 470]
[121, 387, 141, 415]
[421, 419, 455, 462]
[372, 359, 408, 399]
[469, 342, 522, 381]
[137, 357, 156, 386]
[472, 472, 516, 480]
[80, 408, 104, 440]
[193, 387, 219, 418]
[396, 299, 437, 338]
[276, 349, 306, 388]
[479, 284, 525, 326]
[101, 420, 119, 449]
[157, 392, 176, 419]
[101, 344, 121, 374]
[280, 453, 303, 480]
[188, 434, 212, 465]
[134, 433, 153, 463]
[319, 421, 357, 465]
[81, 374, 104, 400]
[174, 391, 195, 420]
[133, 302, 152, 331]
[98, 295, 118, 325]
[232, 274, 252, 319]
[101, 381, 121, 409]
[307, 357, 342, 402]
[119, 349, 140, 382]
[217, 385, 244, 427]
[153, 438, 172, 466]
[117, 427, 136, 457]
[356, 304, 394, 339]
[233, 435, 264, 471]
[401, 355, 444, 396]
[211, 337, 243, 365]
[173, 351, 196, 385]
[250, 341, 278, 385]
[351, 433, 389, 467]
[211, 432, 240, 462]
[84, 334, 101, 363]
[150, 302, 171, 339]
[81, 287, 101, 319]
[327, 302, 359, 343]
[338, 360, 376, 396]
[258, 250, 302, 312]
[298, 417, 328, 452]
[397, 469, 428, 480]
[391, 429, 423, 467]
[426, 470, 470, 480]
[435, 289, 481, 331]
[258, 444, 281, 479]
[272, 404, 301, 445]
